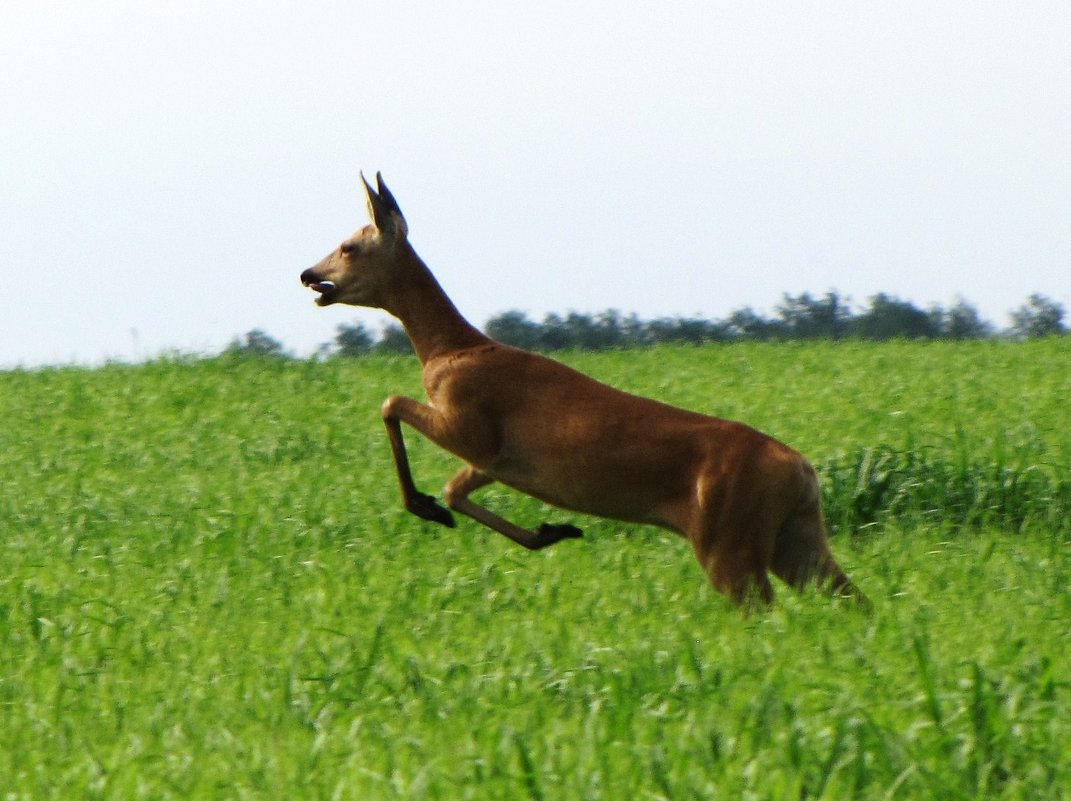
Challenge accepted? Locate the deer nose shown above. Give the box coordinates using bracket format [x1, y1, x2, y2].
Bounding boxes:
[300, 268, 319, 286]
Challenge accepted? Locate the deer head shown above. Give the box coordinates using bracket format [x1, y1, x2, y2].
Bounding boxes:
[300, 172, 409, 308]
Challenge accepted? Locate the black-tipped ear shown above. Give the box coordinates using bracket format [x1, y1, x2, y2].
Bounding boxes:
[375, 172, 405, 224]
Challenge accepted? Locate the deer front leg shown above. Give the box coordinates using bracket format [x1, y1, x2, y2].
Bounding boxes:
[381, 396, 455, 527]
[444, 465, 583, 551]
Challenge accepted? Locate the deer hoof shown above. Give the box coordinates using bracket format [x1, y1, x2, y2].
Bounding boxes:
[536, 523, 583, 542]
[408, 493, 456, 528]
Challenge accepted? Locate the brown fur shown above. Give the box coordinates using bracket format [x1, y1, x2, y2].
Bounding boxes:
[301, 173, 866, 607]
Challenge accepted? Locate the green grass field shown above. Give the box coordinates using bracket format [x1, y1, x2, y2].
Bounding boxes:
[2, 340, 1069, 799]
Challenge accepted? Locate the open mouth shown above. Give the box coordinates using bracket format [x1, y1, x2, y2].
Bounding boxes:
[301, 274, 337, 305]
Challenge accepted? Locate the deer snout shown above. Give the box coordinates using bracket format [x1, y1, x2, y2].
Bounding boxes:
[300, 267, 338, 305]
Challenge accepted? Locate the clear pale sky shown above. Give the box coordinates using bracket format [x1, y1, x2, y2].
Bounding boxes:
[2, 1, 1068, 367]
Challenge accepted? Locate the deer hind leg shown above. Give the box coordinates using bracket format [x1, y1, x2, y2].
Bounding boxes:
[771, 501, 870, 608]
[444, 465, 583, 551]
[381, 395, 455, 527]
[707, 545, 775, 607]
[690, 495, 777, 607]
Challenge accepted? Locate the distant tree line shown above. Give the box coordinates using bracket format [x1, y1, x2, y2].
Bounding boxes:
[225, 292, 1066, 358]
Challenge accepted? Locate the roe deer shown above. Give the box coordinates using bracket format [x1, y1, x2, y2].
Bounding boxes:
[301, 172, 866, 606]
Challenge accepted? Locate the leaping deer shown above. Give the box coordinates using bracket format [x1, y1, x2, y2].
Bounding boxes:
[301, 173, 866, 607]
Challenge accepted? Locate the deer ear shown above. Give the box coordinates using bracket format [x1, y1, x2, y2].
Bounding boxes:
[361, 171, 392, 234]
[375, 173, 405, 220]
[361, 171, 408, 239]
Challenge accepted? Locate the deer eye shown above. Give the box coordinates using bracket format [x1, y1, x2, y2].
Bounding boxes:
[340, 242, 357, 255]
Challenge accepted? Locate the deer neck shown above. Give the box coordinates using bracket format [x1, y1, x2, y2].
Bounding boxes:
[384, 246, 489, 364]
